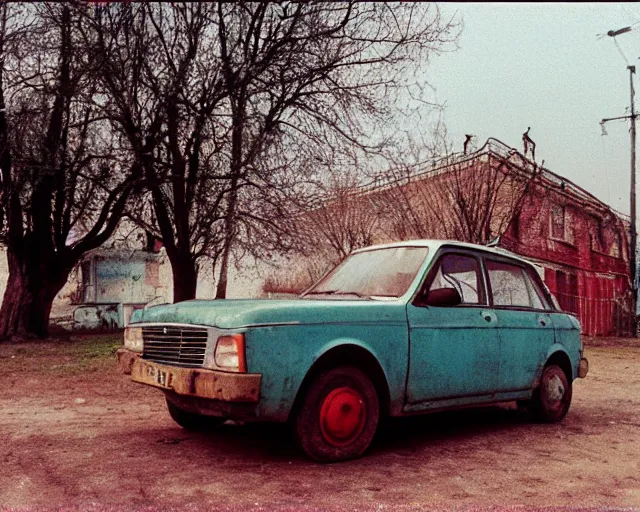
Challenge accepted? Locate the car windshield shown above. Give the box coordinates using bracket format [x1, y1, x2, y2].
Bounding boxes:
[303, 246, 429, 299]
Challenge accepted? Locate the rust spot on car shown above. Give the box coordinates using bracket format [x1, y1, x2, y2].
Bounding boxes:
[116, 348, 137, 375]
[123, 350, 262, 403]
[188, 371, 198, 394]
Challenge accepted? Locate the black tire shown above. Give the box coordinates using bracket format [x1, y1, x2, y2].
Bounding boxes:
[294, 366, 379, 462]
[531, 364, 572, 423]
[166, 398, 226, 431]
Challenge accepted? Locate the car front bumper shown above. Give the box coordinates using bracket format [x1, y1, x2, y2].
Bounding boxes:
[116, 348, 262, 403]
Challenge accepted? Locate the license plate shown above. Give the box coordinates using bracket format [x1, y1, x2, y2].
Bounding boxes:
[142, 362, 172, 388]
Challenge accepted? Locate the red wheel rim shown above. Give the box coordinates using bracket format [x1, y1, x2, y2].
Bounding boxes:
[319, 387, 366, 447]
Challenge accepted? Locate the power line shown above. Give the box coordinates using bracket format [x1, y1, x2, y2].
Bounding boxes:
[600, 128, 612, 207]
[614, 36, 631, 65]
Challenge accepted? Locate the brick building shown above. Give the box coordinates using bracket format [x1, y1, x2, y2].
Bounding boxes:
[489, 140, 632, 336]
[269, 138, 632, 336]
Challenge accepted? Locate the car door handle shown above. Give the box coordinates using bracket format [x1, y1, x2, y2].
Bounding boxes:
[482, 312, 496, 323]
[537, 316, 548, 327]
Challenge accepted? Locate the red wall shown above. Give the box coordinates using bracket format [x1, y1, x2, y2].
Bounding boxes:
[500, 178, 631, 336]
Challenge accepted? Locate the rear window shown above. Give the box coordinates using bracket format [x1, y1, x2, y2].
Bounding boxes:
[486, 260, 547, 309]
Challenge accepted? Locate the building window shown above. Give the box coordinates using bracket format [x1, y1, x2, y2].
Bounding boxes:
[589, 216, 604, 253]
[550, 204, 573, 243]
[610, 232, 622, 258]
[510, 211, 520, 240]
[550, 205, 565, 239]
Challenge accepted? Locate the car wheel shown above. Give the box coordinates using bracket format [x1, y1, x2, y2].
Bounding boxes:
[294, 366, 379, 462]
[166, 398, 226, 431]
[531, 364, 572, 423]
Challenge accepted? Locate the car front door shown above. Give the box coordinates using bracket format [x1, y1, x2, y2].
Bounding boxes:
[406, 250, 501, 407]
[483, 257, 555, 392]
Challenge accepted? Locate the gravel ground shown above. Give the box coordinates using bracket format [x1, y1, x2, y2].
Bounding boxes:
[0, 334, 639, 511]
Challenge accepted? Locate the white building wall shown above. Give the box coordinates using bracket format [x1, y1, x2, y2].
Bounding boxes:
[0, 245, 268, 328]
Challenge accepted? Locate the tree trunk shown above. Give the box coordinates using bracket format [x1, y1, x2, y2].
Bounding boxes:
[215, 242, 231, 299]
[214, 112, 242, 300]
[169, 251, 198, 303]
[0, 250, 69, 340]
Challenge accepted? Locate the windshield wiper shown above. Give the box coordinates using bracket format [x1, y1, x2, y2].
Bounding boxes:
[333, 291, 365, 298]
[304, 290, 366, 298]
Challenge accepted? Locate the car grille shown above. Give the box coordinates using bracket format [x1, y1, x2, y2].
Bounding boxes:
[142, 326, 209, 368]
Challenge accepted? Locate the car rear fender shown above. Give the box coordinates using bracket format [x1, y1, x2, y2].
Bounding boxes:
[533, 345, 574, 387]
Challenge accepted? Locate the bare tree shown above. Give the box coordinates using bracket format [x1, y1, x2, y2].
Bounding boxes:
[262, 173, 382, 295]
[0, 3, 141, 339]
[83, 2, 459, 302]
[301, 173, 381, 262]
[85, 2, 318, 302]
[210, 2, 460, 297]
[81, 3, 230, 302]
[375, 142, 541, 245]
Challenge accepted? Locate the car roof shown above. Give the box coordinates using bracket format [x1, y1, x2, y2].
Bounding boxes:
[351, 239, 536, 267]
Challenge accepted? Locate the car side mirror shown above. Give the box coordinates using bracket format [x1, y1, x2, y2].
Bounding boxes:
[424, 287, 462, 307]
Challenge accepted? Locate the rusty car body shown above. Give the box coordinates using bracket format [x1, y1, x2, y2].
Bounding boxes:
[117, 240, 588, 462]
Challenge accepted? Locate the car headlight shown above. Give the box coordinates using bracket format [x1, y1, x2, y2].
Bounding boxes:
[214, 334, 246, 372]
[124, 327, 143, 353]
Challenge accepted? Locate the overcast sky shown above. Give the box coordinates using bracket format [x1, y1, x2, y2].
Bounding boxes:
[427, 2, 640, 217]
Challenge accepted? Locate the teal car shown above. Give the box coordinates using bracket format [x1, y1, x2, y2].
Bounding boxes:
[117, 240, 589, 462]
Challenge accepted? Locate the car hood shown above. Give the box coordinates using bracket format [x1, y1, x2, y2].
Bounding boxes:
[130, 298, 407, 329]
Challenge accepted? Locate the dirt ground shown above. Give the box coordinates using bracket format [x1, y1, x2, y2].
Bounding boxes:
[1, 334, 639, 511]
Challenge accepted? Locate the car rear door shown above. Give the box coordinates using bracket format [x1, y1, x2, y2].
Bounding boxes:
[483, 257, 555, 392]
[406, 250, 501, 406]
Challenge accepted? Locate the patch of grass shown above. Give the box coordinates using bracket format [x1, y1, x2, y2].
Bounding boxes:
[49, 333, 124, 374]
[2, 332, 124, 376]
[67, 333, 123, 359]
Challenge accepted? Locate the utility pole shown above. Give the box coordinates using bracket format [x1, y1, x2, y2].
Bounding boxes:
[630, 65, 637, 338]
[601, 26, 637, 337]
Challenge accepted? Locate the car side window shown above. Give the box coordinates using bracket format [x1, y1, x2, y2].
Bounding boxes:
[428, 253, 483, 305]
[486, 259, 545, 309]
[524, 268, 551, 309]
